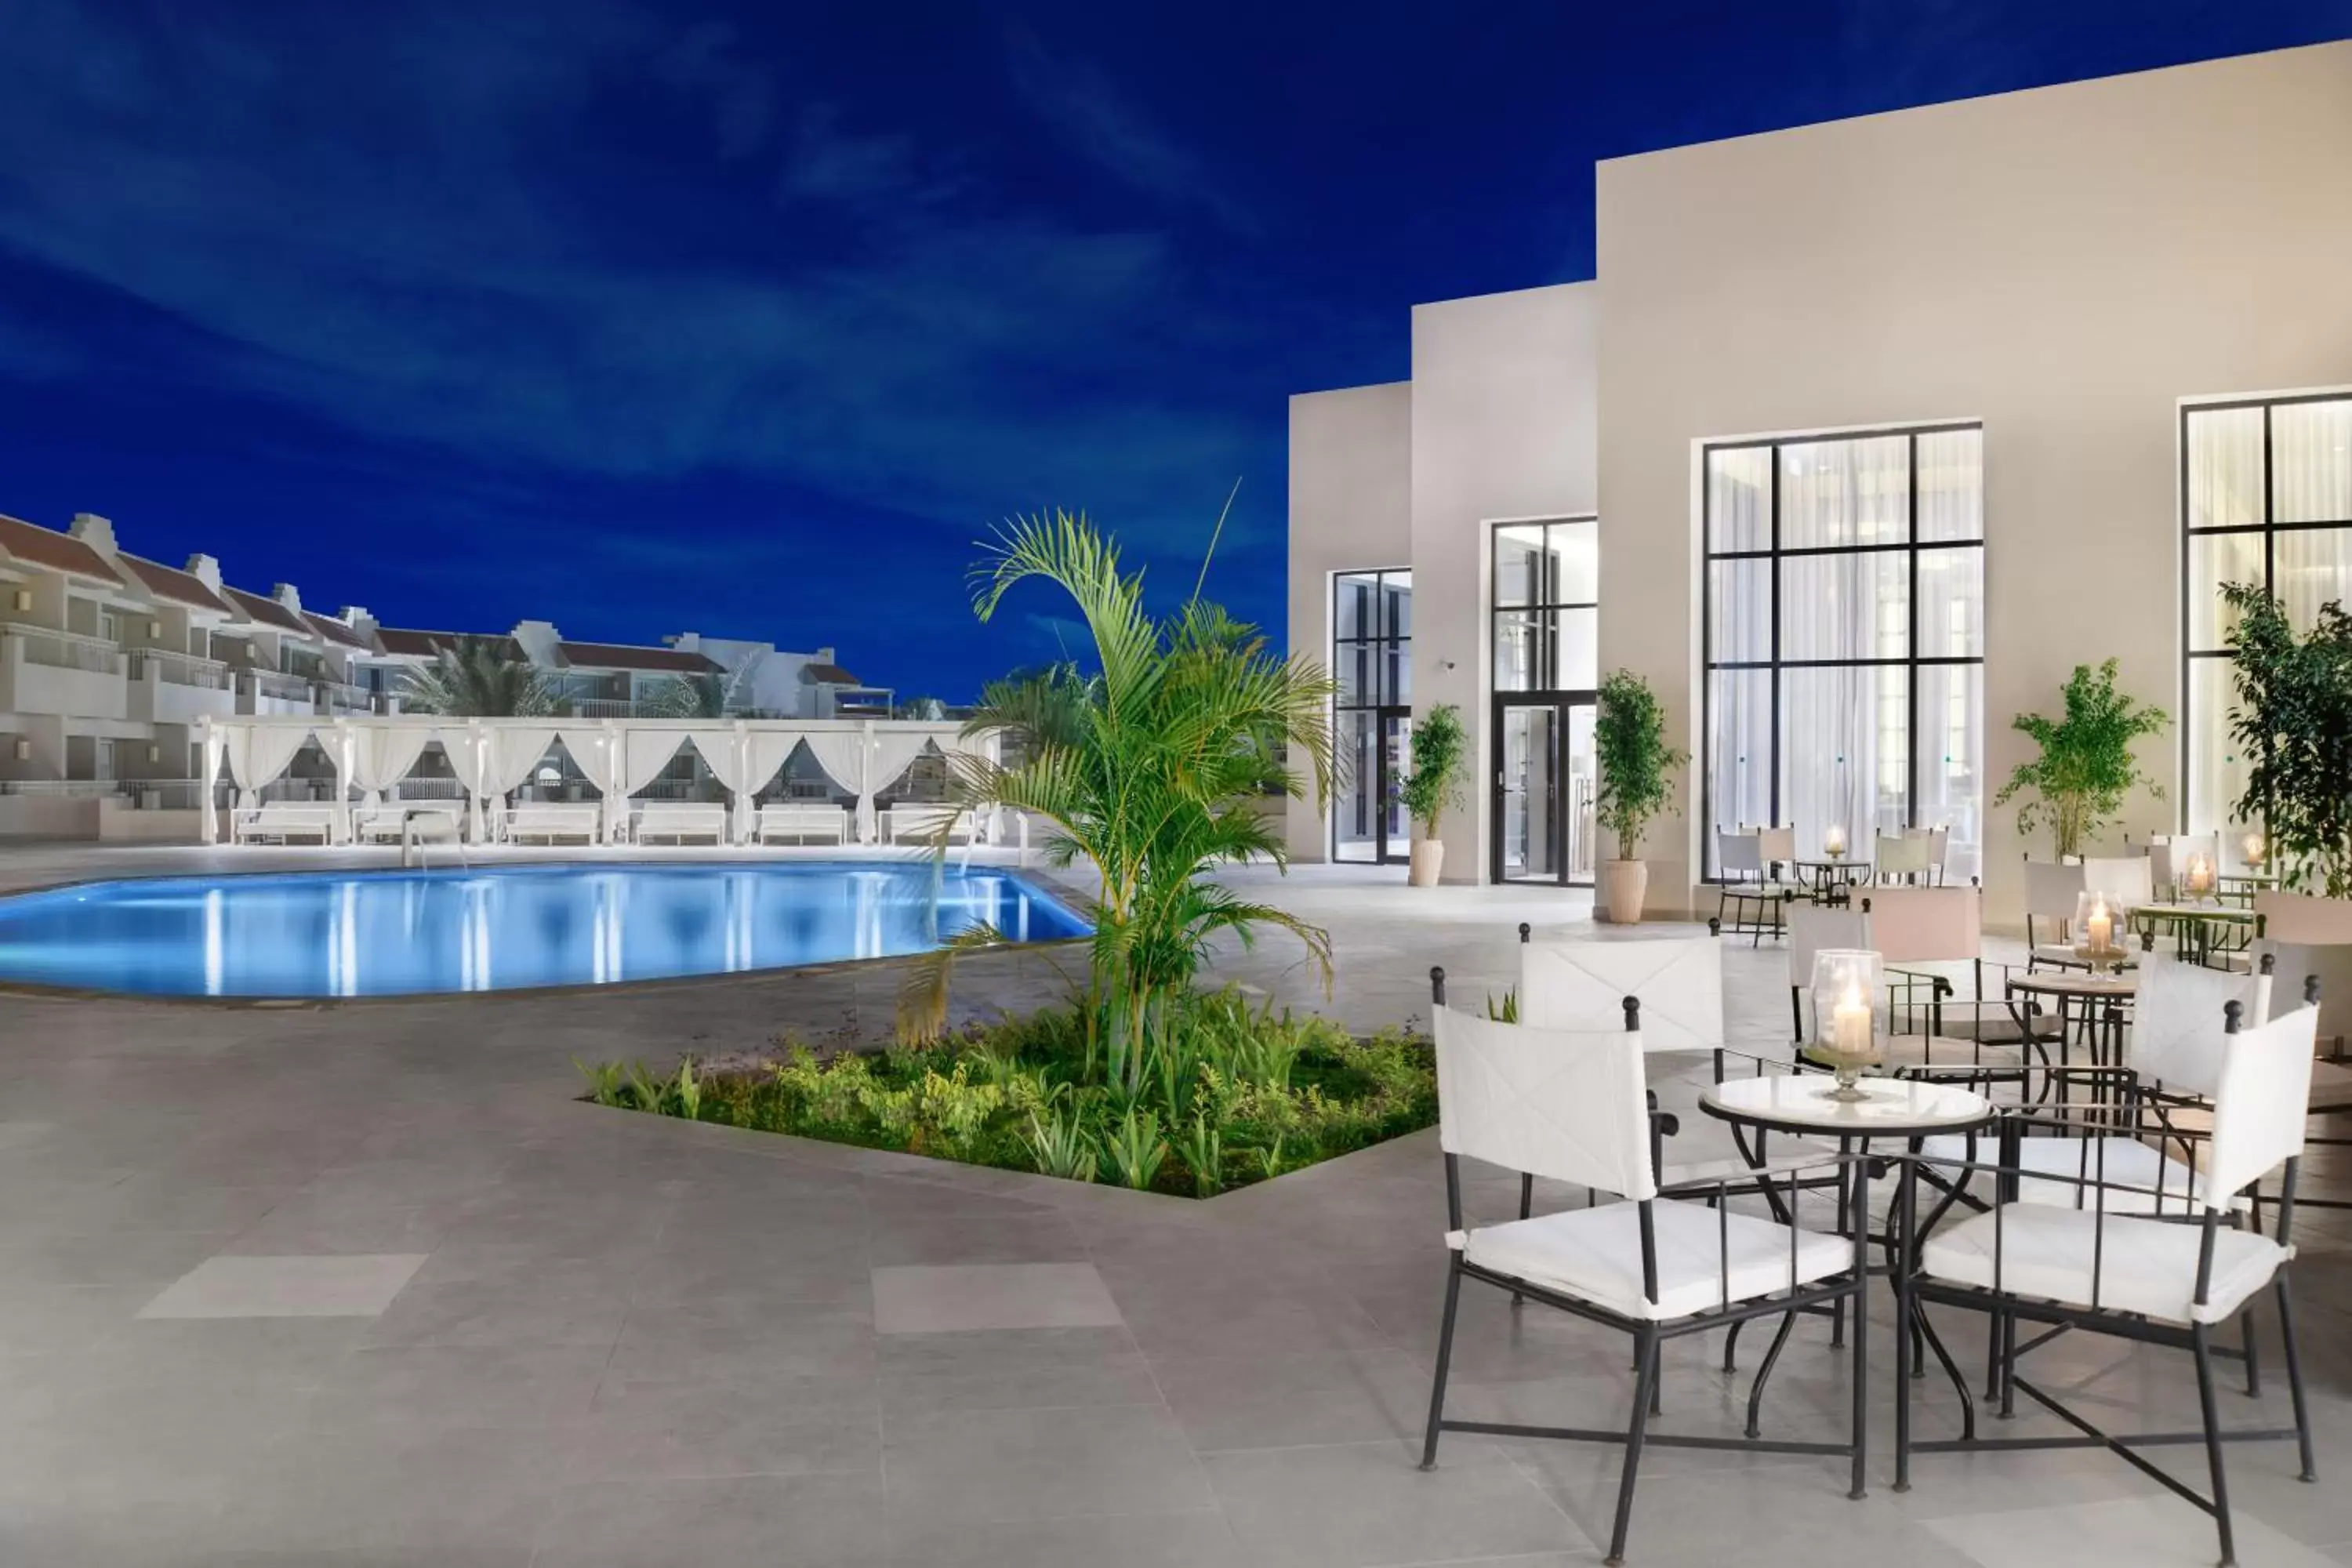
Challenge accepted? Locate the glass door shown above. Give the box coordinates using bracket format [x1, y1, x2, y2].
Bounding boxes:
[1494, 694, 1596, 886]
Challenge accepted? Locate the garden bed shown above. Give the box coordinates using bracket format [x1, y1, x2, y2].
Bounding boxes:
[579, 986, 1435, 1196]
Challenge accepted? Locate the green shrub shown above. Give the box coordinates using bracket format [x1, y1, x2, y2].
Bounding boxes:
[577, 985, 1435, 1198]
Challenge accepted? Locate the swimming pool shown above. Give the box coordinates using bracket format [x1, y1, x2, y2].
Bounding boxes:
[0, 863, 1091, 999]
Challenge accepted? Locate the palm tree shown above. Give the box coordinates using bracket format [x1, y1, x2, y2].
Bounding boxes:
[903, 510, 1336, 1094]
[641, 653, 763, 719]
[964, 662, 1094, 758]
[399, 636, 559, 717]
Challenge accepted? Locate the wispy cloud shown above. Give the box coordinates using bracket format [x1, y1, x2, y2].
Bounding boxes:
[0, 0, 1271, 556]
[1004, 31, 1258, 236]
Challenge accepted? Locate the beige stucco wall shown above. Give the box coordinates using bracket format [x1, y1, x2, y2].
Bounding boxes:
[1287, 381, 1411, 862]
[1596, 40, 2352, 925]
[1410, 283, 1599, 882]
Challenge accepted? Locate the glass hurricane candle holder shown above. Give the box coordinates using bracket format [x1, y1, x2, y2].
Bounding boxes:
[2072, 889, 2128, 973]
[1822, 823, 1848, 861]
[1809, 948, 1882, 1100]
[2183, 852, 2216, 903]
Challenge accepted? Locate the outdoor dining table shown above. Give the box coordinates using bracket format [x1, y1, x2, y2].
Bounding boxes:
[2002, 968, 2136, 1076]
[2132, 901, 2256, 967]
[1699, 1071, 1996, 1489]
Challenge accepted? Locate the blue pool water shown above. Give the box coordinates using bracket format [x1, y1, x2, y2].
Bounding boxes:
[0, 863, 1090, 998]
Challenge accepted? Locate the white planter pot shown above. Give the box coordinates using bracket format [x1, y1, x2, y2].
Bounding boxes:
[1408, 838, 1445, 887]
[1600, 859, 1650, 924]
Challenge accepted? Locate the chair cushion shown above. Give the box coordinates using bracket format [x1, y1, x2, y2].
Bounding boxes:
[1916, 1133, 2239, 1215]
[1921, 1203, 2288, 1324]
[1457, 1197, 1851, 1322]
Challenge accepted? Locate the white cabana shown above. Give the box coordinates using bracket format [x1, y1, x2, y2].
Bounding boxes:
[196, 715, 985, 850]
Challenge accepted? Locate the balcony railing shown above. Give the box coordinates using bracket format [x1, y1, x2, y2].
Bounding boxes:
[245, 670, 314, 702]
[569, 697, 637, 719]
[128, 649, 231, 689]
[5, 625, 123, 675]
[318, 681, 377, 715]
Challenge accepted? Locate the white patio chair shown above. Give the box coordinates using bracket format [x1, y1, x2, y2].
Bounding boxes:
[1901, 996, 2321, 1567]
[1419, 968, 1867, 1566]
[1715, 831, 1791, 945]
[2022, 858, 2088, 971]
[1875, 832, 1934, 886]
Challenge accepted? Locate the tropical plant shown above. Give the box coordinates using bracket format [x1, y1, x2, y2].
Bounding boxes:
[1021, 1103, 1098, 1181]
[2220, 583, 2352, 896]
[643, 653, 763, 719]
[964, 662, 1095, 756]
[399, 635, 560, 717]
[902, 510, 1338, 1102]
[1174, 1112, 1224, 1196]
[1991, 659, 2168, 859]
[1592, 670, 1686, 858]
[1395, 702, 1469, 841]
[1099, 1106, 1169, 1190]
[897, 695, 949, 721]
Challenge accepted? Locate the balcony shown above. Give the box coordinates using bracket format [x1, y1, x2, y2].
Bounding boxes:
[0, 626, 128, 720]
[569, 697, 637, 719]
[127, 649, 236, 726]
[316, 681, 379, 717]
[238, 669, 317, 717]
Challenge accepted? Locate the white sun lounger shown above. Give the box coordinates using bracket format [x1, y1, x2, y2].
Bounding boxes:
[756, 803, 849, 844]
[503, 803, 603, 844]
[231, 802, 339, 844]
[633, 801, 730, 844]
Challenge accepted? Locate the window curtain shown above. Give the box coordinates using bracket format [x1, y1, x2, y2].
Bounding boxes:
[223, 724, 311, 808]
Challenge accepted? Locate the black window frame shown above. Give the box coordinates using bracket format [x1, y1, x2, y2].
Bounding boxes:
[1330, 567, 1411, 864]
[2180, 392, 2352, 836]
[1490, 517, 1599, 695]
[1699, 423, 1986, 880]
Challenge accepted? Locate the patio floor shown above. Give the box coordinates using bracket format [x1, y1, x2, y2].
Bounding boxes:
[3, 848, 2351, 1566]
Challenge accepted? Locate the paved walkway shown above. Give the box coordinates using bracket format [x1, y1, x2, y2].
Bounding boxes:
[2, 848, 2350, 1565]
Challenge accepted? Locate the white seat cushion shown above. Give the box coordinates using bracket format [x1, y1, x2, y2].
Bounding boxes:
[1457, 1198, 1850, 1322]
[1917, 1133, 2238, 1215]
[1921, 1203, 2288, 1324]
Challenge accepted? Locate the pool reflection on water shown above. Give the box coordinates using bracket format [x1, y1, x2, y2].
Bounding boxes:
[0, 862, 1089, 999]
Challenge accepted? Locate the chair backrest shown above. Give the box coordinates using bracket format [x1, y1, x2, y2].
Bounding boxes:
[2249, 939, 2352, 1052]
[1717, 831, 1763, 878]
[1926, 826, 1951, 869]
[1431, 1004, 1656, 1201]
[2149, 835, 2219, 891]
[2024, 859, 2087, 920]
[2204, 1003, 2321, 1207]
[2082, 855, 2153, 907]
[1864, 886, 1980, 964]
[2129, 953, 2269, 1097]
[1876, 835, 1933, 877]
[1521, 936, 1724, 1054]
[1788, 902, 1871, 989]
[2252, 891, 2352, 944]
[1757, 826, 1796, 866]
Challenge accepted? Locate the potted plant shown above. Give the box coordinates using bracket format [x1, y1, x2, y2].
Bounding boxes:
[1593, 670, 1686, 923]
[1991, 659, 2167, 860]
[2220, 584, 2352, 896]
[1396, 702, 1468, 887]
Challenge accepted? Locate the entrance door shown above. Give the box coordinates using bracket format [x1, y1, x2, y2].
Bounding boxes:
[1335, 704, 1413, 864]
[1494, 695, 1596, 886]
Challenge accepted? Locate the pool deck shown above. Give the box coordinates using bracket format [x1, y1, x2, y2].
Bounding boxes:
[3, 846, 2352, 1566]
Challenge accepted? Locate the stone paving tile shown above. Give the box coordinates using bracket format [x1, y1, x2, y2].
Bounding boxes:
[2, 847, 2350, 1565]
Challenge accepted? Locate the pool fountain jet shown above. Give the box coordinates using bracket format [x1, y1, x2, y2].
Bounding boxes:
[400, 806, 466, 871]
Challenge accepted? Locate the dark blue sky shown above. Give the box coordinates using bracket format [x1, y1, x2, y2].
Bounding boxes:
[2, 2, 2347, 695]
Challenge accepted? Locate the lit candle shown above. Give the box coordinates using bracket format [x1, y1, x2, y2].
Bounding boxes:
[1823, 823, 1847, 859]
[2086, 896, 2113, 955]
[2187, 854, 2214, 900]
[1832, 985, 1871, 1060]
[2242, 830, 2266, 867]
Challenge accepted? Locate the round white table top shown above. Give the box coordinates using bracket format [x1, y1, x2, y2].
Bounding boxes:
[2005, 970, 2137, 1000]
[1699, 1073, 1994, 1137]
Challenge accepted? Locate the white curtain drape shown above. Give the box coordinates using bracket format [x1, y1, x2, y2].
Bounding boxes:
[438, 727, 490, 841]
[623, 731, 685, 798]
[801, 731, 872, 840]
[561, 728, 626, 842]
[690, 728, 804, 843]
[350, 727, 433, 803]
[224, 725, 310, 808]
[866, 731, 933, 844]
